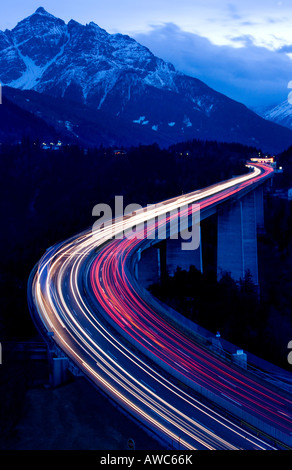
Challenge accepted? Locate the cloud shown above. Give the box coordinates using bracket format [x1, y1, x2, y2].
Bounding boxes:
[230, 34, 256, 46]
[227, 3, 242, 20]
[278, 44, 292, 54]
[134, 23, 292, 109]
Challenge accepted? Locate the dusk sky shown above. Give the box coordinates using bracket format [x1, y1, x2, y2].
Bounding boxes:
[2, 0, 292, 108]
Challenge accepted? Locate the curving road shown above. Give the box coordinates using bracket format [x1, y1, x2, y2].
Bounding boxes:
[30, 163, 292, 450]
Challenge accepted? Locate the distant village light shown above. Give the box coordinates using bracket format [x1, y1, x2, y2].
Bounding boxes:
[41, 141, 63, 150]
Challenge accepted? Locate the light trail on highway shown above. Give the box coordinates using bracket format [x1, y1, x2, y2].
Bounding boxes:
[30, 163, 292, 450]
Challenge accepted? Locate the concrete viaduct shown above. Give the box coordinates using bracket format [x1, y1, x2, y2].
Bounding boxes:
[136, 173, 269, 290]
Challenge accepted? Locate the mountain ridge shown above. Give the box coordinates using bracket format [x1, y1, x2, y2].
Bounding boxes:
[1, 7, 292, 153]
[257, 100, 292, 131]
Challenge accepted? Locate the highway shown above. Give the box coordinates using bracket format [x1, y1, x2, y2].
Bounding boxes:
[30, 163, 292, 450]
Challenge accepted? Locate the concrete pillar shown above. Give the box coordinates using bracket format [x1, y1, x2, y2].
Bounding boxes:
[217, 191, 258, 285]
[232, 349, 247, 369]
[137, 231, 202, 286]
[210, 332, 224, 356]
[255, 186, 265, 233]
[134, 249, 141, 280]
[136, 244, 163, 288]
[50, 356, 69, 387]
[166, 228, 203, 276]
[158, 239, 167, 281]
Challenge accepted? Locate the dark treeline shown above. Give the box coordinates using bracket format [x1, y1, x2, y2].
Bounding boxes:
[149, 267, 265, 357]
[0, 137, 255, 341]
[277, 144, 292, 188]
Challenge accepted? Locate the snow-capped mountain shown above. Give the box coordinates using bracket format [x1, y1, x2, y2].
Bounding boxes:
[259, 99, 292, 131]
[1, 7, 292, 152]
[0, 8, 176, 103]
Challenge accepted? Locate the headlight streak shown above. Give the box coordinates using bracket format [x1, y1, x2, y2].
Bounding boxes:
[31, 163, 288, 450]
[39, 230, 274, 450]
[67, 240, 272, 449]
[80, 361, 195, 451]
[34, 251, 195, 449]
[90, 234, 292, 433]
[53, 231, 239, 449]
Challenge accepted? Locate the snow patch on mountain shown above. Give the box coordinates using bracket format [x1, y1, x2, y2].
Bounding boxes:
[260, 99, 292, 130]
[132, 116, 149, 125]
[9, 31, 70, 89]
[9, 50, 42, 89]
[183, 116, 192, 127]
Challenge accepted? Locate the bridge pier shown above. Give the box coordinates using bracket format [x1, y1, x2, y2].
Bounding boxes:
[50, 356, 69, 387]
[137, 185, 263, 288]
[136, 229, 202, 288]
[166, 231, 203, 276]
[135, 242, 166, 287]
[232, 349, 247, 369]
[217, 191, 258, 285]
[255, 186, 265, 234]
[46, 339, 70, 387]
